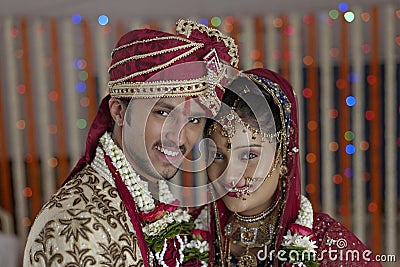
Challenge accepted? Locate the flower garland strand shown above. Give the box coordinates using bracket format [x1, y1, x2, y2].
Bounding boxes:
[281, 195, 319, 267]
[100, 132, 156, 212]
[99, 132, 209, 266]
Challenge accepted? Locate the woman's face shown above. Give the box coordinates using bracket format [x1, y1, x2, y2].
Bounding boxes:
[207, 123, 281, 216]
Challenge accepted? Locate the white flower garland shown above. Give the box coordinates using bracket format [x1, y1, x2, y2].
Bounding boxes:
[295, 195, 314, 229]
[99, 132, 209, 265]
[100, 132, 157, 212]
[142, 208, 191, 236]
[281, 195, 318, 263]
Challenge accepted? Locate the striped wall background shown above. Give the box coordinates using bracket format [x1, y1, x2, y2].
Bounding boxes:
[0, 3, 399, 259]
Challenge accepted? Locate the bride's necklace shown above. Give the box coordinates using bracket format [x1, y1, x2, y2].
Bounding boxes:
[223, 196, 282, 267]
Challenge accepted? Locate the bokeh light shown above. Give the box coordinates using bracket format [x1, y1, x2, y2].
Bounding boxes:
[344, 11, 355, 23]
[48, 124, 57, 134]
[302, 88, 312, 98]
[329, 10, 339, 20]
[71, 14, 82, 24]
[338, 2, 349, 12]
[23, 187, 32, 197]
[329, 109, 338, 119]
[336, 79, 346, 89]
[329, 47, 340, 57]
[307, 121, 318, 131]
[365, 110, 375, 120]
[303, 55, 314, 66]
[368, 202, 378, 213]
[303, 14, 313, 24]
[345, 144, 356, 154]
[306, 153, 317, 163]
[328, 141, 339, 151]
[361, 12, 371, 22]
[362, 44, 371, 53]
[98, 15, 109, 26]
[48, 157, 58, 167]
[344, 131, 354, 141]
[48, 91, 59, 102]
[76, 82, 86, 92]
[348, 72, 360, 83]
[395, 36, 400, 47]
[305, 184, 316, 194]
[73, 59, 87, 70]
[211, 17, 222, 27]
[76, 119, 87, 129]
[22, 217, 31, 227]
[80, 97, 90, 107]
[344, 168, 353, 178]
[346, 96, 356, 106]
[10, 28, 19, 38]
[198, 18, 208, 26]
[333, 174, 343, 184]
[367, 75, 377, 85]
[16, 120, 26, 130]
[78, 71, 88, 81]
[360, 141, 369, 151]
[284, 26, 293, 35]
[17, 84, 26, 94]
[273, 18, 283, 28]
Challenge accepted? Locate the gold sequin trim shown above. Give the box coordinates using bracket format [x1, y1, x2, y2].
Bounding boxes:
[109, 76, 208, 98]
[176, 19, 239, 68]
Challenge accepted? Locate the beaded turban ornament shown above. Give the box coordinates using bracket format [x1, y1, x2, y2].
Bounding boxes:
[108, 19, 239, 116]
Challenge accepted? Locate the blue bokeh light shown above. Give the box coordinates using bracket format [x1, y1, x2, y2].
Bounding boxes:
[345, 144, 356, 154]
[198, 18, 208, 26]
[348, 72, 360, 83]
[76, 82, 86, 92]
[338, 2, 348, 12]
[72, 14, 82, 24]
[346, 96, 356, 106]
[98, 15, 109, 26]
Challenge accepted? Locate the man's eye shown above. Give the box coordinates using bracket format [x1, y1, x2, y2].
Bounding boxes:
[156, 110, 169, 117]
[188, 117, 200, 124]
[241, 152, 258, 160]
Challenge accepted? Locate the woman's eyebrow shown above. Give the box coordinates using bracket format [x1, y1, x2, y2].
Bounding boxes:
[233, 144, 263, 150]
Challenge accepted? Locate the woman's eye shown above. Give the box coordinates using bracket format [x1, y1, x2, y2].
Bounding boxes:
[188, 117, 200, 124]
[241, 152, 258, 160]
[214, 152, 224, 160]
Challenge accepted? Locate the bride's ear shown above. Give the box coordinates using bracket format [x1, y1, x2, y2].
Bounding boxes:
[109, 98, 125, 127]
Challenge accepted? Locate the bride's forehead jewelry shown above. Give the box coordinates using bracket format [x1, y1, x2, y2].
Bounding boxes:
[206, 101, 284, 152]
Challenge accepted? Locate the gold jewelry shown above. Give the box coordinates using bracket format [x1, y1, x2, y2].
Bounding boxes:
[223, 197, 282, 267]
[279, 165, 288, 176]
[176, 19, 239, 68]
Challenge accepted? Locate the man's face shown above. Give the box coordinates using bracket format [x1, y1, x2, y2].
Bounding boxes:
[122, 96, 207, 180]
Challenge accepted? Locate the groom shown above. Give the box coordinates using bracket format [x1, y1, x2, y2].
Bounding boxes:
[24, 19, 238, 267]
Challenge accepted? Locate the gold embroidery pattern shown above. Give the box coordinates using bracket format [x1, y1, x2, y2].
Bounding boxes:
[26, 166, 142, 266]
[176, 19, 239, 68]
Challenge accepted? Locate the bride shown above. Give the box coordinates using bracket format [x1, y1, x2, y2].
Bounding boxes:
[205, 68, 381, 267]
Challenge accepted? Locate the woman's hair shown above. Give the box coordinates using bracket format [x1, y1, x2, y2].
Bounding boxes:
[205, 76, 282, 136]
